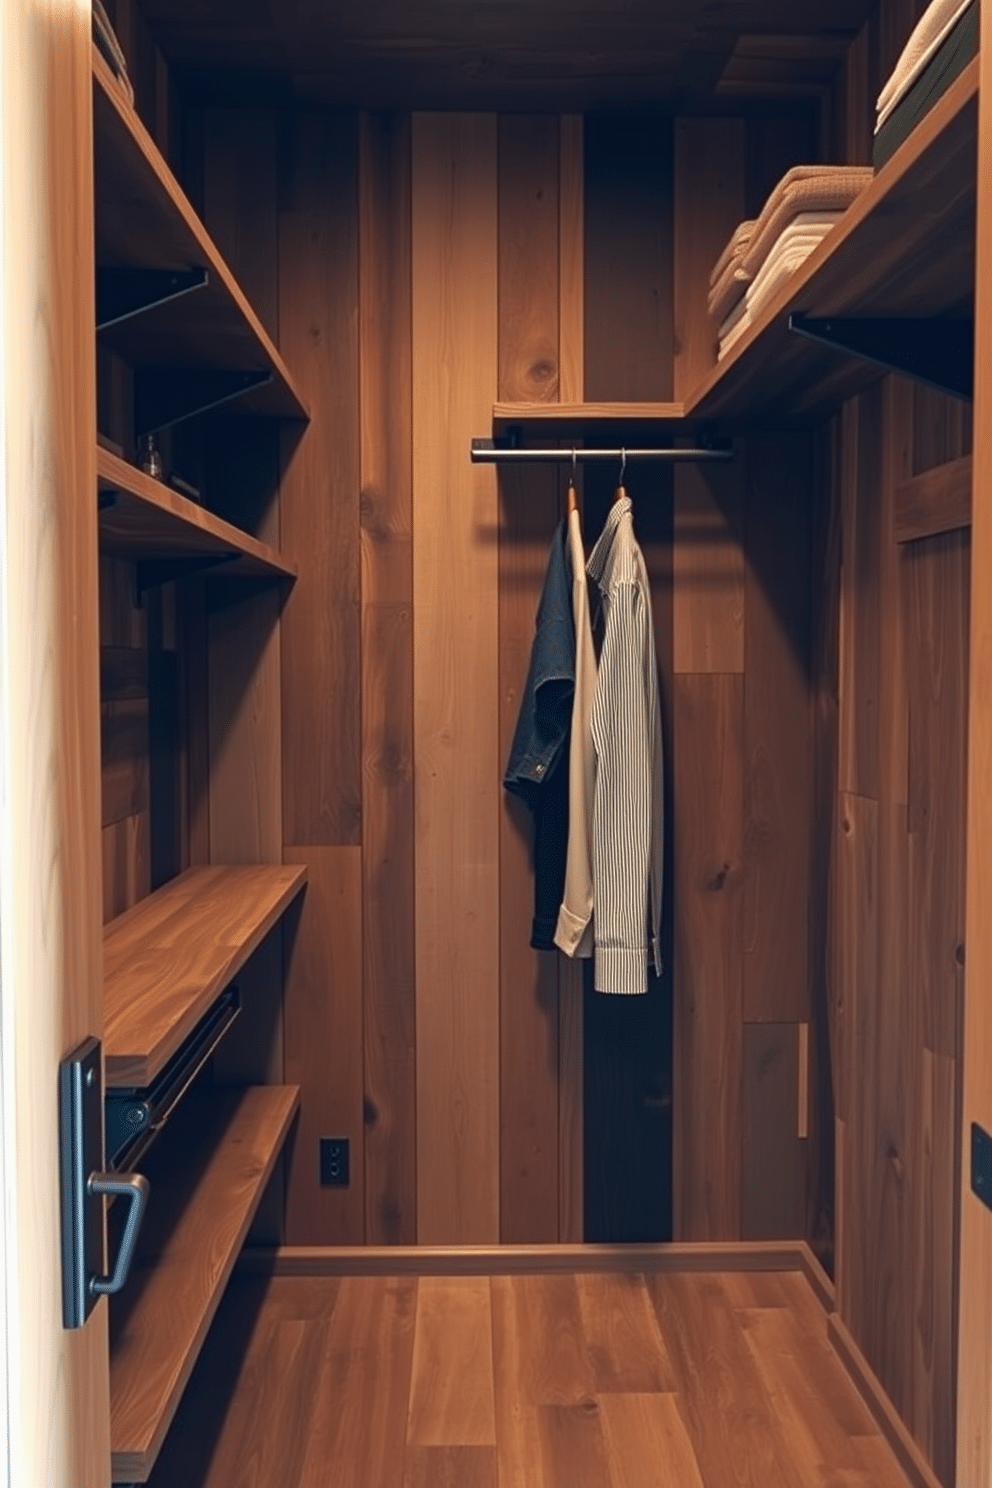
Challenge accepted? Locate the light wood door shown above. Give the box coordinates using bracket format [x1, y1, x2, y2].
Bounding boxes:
[1, 1, 110, 1483]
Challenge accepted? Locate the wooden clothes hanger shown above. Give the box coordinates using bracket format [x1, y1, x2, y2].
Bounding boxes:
[567, 448, 578, 513]
[613, 447, 628, 504]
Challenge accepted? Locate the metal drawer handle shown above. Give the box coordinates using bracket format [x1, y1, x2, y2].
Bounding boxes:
[88, 1171, 149, 1296]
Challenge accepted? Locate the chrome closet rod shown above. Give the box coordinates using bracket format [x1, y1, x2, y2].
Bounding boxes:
[470, 439, 732, 464]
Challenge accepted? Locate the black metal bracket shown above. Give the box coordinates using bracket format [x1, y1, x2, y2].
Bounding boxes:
[972, 1122, 992, 1214]
[96, 267, 208, 331]
[788, 314, 973, 400]
[135, 551, 239, 601]
[134, 367, 273, 436]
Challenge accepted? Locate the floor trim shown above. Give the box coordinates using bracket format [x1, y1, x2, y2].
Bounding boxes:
[827, 1313, 943, 1488]
[239, 1239, 817, 1278]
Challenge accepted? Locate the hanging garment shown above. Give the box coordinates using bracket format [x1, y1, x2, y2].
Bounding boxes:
[503, 518, 575, 951]
[554, 499, 598, 959]
[585, 493, 664, 995]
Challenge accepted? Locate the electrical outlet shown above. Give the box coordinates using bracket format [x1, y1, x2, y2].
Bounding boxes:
[319, 1136, 350, 1187]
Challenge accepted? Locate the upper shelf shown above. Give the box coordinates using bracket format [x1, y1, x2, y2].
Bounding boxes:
[687, 55, 978, 423]
[97, 446, 297, 581]
[103, 864, 307, 1089]
[92, 47, 309, 424]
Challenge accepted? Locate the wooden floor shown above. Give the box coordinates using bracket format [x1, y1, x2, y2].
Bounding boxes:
[146, 1267, 916, 1487]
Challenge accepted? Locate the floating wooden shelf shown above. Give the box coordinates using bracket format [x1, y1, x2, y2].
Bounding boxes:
[92, 46, 308, 424]
[109, 1084, 300, 1482]
[686, 56, 979, 423]
[97, 446, 297, 581]
[103, 864, 307, 1089]
[492, 400, 688, 431]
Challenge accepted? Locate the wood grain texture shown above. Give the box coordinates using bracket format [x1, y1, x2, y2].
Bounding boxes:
[103, 862, 306, 1085]
[600, 1393, 706, 1488]
[407, 1277, 497, 1446]
[673, 455, 745, 675]
[558, 116, 584, 404]
[583, 114, 674, 402]
[208, 583, 283, 864]
[558, 955, 584, 1243]
[574, 1272, 675, 1393]
[283, 847, 365, 1244]
[895, 455, 972, 544]
[742, 433, 812, 1023]
[297, 1276, 418, 1487]
[496, 114, 562, 1245]
[203, 108, 279, 343]
[109, 1085, 300, 1480]
[498, 460, 561, 1245]
[673, 117, 746, 401]
[412, 113, 500, 1244]
[672, 673, 744, 1241]
[829, 1313, 944, 1488]
[498, 116, 559, 404]
[102, 697, 150, 826]
[358, 111, 416, 1245]
[102, 812, 152, 923]
[957, 17, 992, 1478]
[279, 110, 362, 847]
[1, 5, 111, 1483]
[839, 386, 882, 800]
[742, 1023, 806, 1240]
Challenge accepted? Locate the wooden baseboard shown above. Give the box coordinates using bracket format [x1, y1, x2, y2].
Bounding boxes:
[238, 1239, 816, 1278]
[827, 1314, 943, 1488]
[796, 1240, 837, 1314]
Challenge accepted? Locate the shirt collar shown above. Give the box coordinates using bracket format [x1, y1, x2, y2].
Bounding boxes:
[586, 494, 632, 583]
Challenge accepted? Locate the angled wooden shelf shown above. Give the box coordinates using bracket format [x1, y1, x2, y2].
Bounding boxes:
[92, 46, 308, 424]
[103, 864, 307, 1089]
[97, 446, 297, 580]
[685, 56, 979, 423]
[493, 400, 687, 429]
[109, 1084, 300, 1482]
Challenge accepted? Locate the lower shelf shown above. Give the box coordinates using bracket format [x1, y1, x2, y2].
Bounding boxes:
[109, 1083, 300, 1483]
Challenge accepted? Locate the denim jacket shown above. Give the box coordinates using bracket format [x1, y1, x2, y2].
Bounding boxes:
[503, 519, 575, 949]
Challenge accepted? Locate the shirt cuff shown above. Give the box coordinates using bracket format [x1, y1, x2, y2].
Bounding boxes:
[554, 903, 594, 959]
[594, 945, 648, 995]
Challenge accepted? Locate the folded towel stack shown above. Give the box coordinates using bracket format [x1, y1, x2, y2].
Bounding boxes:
[875, 0, 973, 133]
[708, 165, 874, 360]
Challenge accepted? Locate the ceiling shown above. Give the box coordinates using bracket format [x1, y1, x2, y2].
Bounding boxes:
[140, 0, 879, 112]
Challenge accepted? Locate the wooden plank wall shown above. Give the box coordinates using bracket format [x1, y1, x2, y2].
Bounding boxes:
[671, 116, 818, 1247]
[824, 7, 969, 1482]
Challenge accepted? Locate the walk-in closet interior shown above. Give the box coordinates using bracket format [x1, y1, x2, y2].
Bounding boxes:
[7, 0, 992, 1483]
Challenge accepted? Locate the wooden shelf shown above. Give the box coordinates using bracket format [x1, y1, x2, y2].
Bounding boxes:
[104, 864, 307, 1089]
[92, 47, 308, 424]
[493, 400, 687, 431]
[109, 1084, 299, 1482]
[97, 446, 297, 580]
[686, 56, 979, 423]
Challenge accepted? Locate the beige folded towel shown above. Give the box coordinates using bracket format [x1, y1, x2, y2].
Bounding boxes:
[740, 166, 873, 279]
[709, 220, 756, 289]
[876, 0, 973, 129]
[745, 216, 841, 318]
[708, 257, 750, 324]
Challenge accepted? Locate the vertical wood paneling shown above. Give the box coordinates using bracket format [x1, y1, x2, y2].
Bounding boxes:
[497, 116, 561, 1244]
[839, 386, 882, 799]
[673, 457, 745, 675]
[284, 847, 365, 1243]
[957, 15, 992, 1476]
[672, 673, 744, 1241]
[183, 578, 210, 866]
[1, 3, 111, 1479]
[558, 116, 584, 405]
[412, 113, 500, 1244]
[742, 1023, 805, 1239]
[359, 112, 416, 1245]
[203, 109, 279, 343]
[742, 434, 812, 1025]
[584, 116, 673, 402]
[207, 584, 283, 864]
[280, 111, 362, 849]
[673, 118, 745, 401]
[558, 113, 585, 1239]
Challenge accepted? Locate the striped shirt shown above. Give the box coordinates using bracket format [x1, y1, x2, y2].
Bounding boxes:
[586, 495, 664, 994]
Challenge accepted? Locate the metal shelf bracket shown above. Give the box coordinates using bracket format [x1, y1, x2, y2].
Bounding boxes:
[788, 313, 973, 400]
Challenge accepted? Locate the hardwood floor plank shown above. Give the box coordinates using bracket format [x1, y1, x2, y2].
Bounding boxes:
[403, 1446, 499, 1488]
[406, 1277, 497, 1447]
[259, 1276, 342, 1323]
[493, 1275, 596, 1406]
[537, 1402, 616, 1488]
[646, 1271, 802, 1488]
[600, 1392, 705, 1488]
[297, 1276, 417, 1488]
[575, 1273, 675, 1393]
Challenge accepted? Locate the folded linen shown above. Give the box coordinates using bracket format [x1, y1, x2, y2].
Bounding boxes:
[709, 219, 756, 289]
[876, 0, 973, 130]
[743, 212, 841, 311]
[739, 166, 873, 280]
[708, 255, 750, 324]
[717, 298, 752, 360]
[746, 239, 836, 322]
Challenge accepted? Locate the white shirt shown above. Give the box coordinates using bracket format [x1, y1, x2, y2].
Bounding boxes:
[585, 494, 664, 994]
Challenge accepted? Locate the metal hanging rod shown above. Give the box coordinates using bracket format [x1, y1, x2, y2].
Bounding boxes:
[471, 438, 732, 464]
